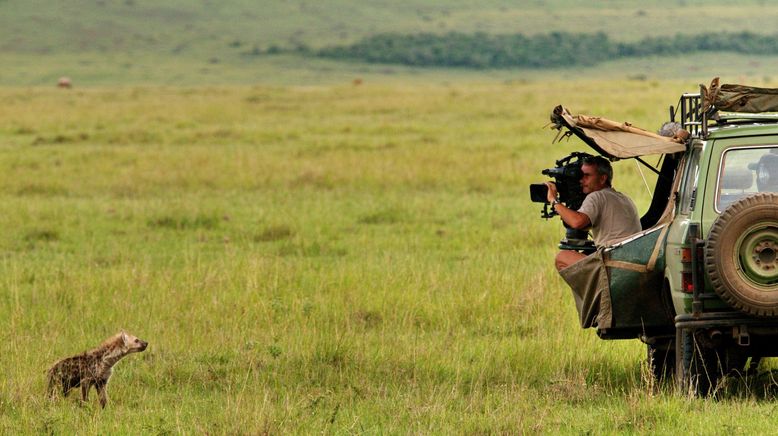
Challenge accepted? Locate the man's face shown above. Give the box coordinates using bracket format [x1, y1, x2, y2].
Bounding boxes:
[580, 163, 608, 194]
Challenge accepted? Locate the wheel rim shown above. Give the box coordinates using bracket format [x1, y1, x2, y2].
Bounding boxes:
[736, 223, 778, 286]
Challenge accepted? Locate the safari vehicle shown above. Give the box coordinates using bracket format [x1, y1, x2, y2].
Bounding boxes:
[543, 78, 778, 395]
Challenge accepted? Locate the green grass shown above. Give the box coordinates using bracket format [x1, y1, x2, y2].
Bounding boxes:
[2, 82, 778, 433]
[5, 0, 778, 52]
[4, 0, 778, 85]
[4, 49, 778, 87]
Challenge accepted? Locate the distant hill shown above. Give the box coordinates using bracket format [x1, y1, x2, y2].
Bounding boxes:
[3, 0, 778, 85]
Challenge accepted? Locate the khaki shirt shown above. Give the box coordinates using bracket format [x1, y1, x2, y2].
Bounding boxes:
[577, 187, 641, 247]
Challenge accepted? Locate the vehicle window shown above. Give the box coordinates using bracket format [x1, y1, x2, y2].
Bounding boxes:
[717, 146, 778, 211]
[679, 147, 701, 214]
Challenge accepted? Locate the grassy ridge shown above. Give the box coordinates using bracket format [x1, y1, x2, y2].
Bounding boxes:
[2, 81, 778, 433]
[5, 0, 778, 53]
[4, 1, 778, 85]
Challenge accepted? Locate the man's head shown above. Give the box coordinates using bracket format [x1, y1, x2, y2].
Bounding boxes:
[581, 156, 612, 194]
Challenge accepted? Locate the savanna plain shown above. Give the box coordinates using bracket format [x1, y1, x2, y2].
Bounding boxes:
[4, 80, 778, 434]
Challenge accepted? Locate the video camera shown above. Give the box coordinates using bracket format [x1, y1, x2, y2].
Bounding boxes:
[529, 151, 595, 252]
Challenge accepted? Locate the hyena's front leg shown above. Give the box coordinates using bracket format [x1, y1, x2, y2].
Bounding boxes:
[95, 381, 108, 408]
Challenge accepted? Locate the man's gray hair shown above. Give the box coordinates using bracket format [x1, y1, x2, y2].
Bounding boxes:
[583, 155, 613, 187]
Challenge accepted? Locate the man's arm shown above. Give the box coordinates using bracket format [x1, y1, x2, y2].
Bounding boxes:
[544, 182, 591, 230]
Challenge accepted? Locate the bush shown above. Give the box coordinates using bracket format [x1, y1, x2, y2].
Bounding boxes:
[316, 31, 778, 69]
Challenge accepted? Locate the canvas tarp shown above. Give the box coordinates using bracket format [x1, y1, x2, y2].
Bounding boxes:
[551, 105, 687, 159]
[557, 155, 683, 331]
[560, 248, 612, 329]
[702, 77, 778, 113]
[560, 225, 671, 330]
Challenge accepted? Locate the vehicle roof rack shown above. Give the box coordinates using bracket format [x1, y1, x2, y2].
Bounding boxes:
[674, 78, 778, 140]
[672, 90, 707, 140]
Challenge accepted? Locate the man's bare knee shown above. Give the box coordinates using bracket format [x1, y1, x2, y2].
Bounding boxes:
[555, 250, 587, 271]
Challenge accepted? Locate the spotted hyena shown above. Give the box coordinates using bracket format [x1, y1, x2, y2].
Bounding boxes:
[47, 331, 148, 408]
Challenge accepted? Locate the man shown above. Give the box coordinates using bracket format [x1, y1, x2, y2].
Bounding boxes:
[545, 155, 641, 271]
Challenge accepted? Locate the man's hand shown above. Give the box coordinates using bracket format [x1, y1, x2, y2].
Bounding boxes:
[544, 181, 558, 203]
[544, 181, 591, 230]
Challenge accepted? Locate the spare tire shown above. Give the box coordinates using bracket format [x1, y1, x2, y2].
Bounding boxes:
[705, 193, 778, 316]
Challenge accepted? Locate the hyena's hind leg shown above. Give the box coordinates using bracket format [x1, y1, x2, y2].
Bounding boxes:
[46, 374, 58, 400]
[81, 381, 92, 402]
[46, 372, 70, 400]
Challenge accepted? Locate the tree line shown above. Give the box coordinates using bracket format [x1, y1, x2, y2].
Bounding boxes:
[312, 31, 778, 68]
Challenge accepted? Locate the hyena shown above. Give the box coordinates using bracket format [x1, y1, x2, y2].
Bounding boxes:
[47, 331, 148, 408]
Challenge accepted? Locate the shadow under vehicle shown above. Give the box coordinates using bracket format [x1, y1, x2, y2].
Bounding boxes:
[537, 78, 778, 396]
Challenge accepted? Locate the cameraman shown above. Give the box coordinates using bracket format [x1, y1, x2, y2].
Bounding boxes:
[545, 155, 641, 271]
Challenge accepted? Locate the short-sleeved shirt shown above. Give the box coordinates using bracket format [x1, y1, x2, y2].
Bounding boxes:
[577, 187, 641, 247]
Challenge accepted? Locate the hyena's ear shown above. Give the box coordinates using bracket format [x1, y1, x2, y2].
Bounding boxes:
[120, 330, 129, 345]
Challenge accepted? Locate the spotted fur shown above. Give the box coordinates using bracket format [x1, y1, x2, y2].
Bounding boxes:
[47, 331, 148, 408]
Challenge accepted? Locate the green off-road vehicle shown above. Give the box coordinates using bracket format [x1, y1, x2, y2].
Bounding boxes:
[535, 78, 778, 395]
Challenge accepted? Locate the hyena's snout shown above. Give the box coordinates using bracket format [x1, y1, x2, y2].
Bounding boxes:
[130, 338, 149, 352]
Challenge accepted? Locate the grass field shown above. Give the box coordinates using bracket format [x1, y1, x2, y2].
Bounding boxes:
[5, 0, 778, 86]
[2, 81, 778, 433]
[6, 0, 778, 52]
[5, 51, 778, 88]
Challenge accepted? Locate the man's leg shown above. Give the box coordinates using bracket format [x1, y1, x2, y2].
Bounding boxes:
[555, 250, 587, 271]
